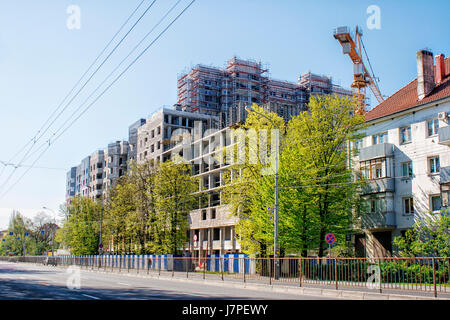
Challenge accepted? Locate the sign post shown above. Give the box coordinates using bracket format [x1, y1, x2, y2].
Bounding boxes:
[325, 233, 335, 257]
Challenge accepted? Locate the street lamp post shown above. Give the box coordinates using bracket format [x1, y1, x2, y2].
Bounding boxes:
[245, 105, 280, 279]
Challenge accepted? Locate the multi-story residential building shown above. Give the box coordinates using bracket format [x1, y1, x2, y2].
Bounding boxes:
[68, 141, 129, 201]
[177, 57, 352, 127]
[127, 118, 146, 164]
[66, 167, 76, 198]
[351, 50, 450, 258]
[88, 149, 105, 200]
[136, 105, 218, 165]
[136, 106, 239, 257]
[75, 156, 90, 197]
[103, 141, 129, 196]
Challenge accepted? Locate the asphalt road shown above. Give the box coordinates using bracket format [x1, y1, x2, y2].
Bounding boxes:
[0, 261, 338, 300]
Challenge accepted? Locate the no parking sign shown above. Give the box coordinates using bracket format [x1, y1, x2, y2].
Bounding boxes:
[325, 233, 335, 245]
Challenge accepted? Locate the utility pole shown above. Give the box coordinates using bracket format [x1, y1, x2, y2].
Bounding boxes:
[99, 196, 103, 255]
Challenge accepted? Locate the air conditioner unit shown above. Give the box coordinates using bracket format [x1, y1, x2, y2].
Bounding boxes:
[438, 112, 448, 122]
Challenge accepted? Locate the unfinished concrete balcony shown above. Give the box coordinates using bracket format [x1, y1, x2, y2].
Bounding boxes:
[361, 211, 396, 231]
[438, 125, 450, 146]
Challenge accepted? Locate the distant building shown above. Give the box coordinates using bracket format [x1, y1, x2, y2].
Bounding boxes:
[66, 167, 76, 198]
[127, 118, 146, 163]
[68, 141, 129, 201]
[351, 50, 450, 258]
[177, 56, 352, 127]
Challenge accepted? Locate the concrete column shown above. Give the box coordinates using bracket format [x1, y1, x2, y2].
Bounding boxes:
[208, 228, 212, 256]
[219, 227, 224, 255]
[231, 226, 236, 251]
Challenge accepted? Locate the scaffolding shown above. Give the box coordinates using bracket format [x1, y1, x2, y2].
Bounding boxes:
[177, 57, 353, 127]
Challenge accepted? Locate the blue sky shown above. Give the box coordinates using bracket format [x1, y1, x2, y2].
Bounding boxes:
[0, 0, 449, 228]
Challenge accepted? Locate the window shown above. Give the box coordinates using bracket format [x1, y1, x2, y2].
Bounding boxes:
[354, 139, 363, 152]
[400, 126, 412, 144]
[401, 161, 413, 177]
[201, 210, 207, 220]
[373, 132, 388, 145]
[430, 195, 442, 212]
[428, 156, 440, 174]
[370, 199, 381, 213]
[211, 208, 216, 219]
[403, 197, 414, 215]
[427, 119, 439, 137]
[360, 158, 388, 179]
[157, 126, 161, 135]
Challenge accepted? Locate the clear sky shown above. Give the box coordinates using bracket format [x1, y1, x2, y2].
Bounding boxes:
[0, 0, 449, 229]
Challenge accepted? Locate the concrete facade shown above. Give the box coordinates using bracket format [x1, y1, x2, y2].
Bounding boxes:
[352, 51, 450, 258]
[68, 141, 129, 201]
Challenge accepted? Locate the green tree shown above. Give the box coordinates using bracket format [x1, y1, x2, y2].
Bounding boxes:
[222, 96, 365, 257]
[154, 159, 198, 254]
[56, 197, 101, 255]
[283, 95, 365, 257]
[0, 211, 35, 256]
[221, 104, 286, 256]
[393, 211, 450, 257]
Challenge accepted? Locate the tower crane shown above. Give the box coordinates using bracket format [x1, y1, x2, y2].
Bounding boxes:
[333, 26, 384, 114]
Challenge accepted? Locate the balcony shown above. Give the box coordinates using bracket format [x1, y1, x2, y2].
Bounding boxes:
[223, 240, 235, 250]
[438, 125, 450, 146]
[361, 212, 396, 230]
[359, 143, 394, 161]
[212, 240, 221, 250]
[441, 166, 450, 185]
[362, 178, 395, 195]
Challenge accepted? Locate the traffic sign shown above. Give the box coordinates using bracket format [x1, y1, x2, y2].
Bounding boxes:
[193, 241, 198, 248]
[193, 234, 198, 241]
[25, 232, 29, 237]
[325, 233, 335, 245]
[9, 232, 13, 236]
[99, 243, 103, 248]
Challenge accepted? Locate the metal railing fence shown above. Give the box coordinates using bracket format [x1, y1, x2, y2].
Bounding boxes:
[1, 255, 448, 297]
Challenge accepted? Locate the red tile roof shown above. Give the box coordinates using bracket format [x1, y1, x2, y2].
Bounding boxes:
[365, 58, 450, 122]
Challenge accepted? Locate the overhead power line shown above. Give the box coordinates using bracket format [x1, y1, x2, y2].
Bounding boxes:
[0, 0, 156, 195]
[0, 0, 197, 201]
[0, 0, 156, 191]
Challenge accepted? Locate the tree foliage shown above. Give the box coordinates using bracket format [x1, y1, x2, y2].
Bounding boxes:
[393, 212, 450, 257]
[57, 159, 198, 255]
[0, 211, 56, 256]
[222, 96, 365, 257]
[56, 197, 101, 255]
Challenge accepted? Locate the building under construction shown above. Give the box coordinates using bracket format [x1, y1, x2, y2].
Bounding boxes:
[177, 57, 352, 126]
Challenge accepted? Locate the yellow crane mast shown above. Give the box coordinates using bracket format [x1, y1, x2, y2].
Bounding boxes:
[333, 26, 384, 114]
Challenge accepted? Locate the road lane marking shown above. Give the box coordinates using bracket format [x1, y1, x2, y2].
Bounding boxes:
[82, 294, 100, 300]
[117, 282, 131, 286]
